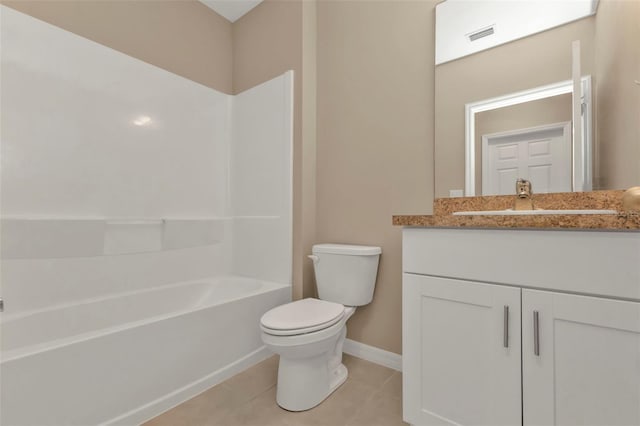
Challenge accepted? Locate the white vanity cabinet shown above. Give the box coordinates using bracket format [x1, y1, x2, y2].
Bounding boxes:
[403, 274, 522, 425]
[521, 289, 640, 426]
[402, 228, 640, 426]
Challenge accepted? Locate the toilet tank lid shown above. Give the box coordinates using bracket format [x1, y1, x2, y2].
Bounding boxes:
[312, 243, 381, 256]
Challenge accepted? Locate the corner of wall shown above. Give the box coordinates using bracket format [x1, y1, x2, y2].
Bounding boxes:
[300, 0, 318, 300]
[231, 0, 306, 301]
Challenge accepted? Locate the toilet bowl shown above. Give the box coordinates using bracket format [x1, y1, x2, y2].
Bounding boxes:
[260, 243, 381, 411]
[261, 299, 356, 411]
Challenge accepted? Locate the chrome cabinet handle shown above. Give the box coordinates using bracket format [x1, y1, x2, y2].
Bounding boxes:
[503, 305, 509, 348]
[533, 310, 540, 356]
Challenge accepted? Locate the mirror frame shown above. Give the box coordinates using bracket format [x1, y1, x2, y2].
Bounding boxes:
[464, 76, 592, 196]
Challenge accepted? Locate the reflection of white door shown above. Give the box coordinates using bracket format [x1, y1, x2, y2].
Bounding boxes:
[482, 122, 571, 195]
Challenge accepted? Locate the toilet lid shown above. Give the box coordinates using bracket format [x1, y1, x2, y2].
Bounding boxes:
[260, 298, 345, 333]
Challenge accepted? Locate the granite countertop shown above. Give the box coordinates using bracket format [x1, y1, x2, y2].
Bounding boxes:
[393, 190, 640, 230]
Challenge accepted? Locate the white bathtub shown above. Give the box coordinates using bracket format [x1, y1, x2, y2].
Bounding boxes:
[0, 276, 290, 426]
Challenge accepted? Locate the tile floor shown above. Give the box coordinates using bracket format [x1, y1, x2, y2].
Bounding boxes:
[145, 354, 407, 426]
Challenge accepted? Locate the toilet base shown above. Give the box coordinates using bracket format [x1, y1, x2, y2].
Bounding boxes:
[276, 359, 348, 412]
[330, 363, 348, 394]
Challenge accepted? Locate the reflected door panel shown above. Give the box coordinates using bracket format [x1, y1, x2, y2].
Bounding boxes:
[482, 122, 571, 195]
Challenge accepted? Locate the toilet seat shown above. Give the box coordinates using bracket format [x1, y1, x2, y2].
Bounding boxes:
[261, 298, 345, 336]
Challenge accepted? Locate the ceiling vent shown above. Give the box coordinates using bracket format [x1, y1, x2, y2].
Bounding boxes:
[468, 26, 495, 42]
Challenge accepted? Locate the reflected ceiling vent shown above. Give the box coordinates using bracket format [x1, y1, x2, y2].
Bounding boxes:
[468, 26, 495, 42]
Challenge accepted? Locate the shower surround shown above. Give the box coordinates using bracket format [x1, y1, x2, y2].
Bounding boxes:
[0, 6, 293, 425]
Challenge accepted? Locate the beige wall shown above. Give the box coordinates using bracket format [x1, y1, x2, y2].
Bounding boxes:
[301, 0, 318, 299]
[316, 0, 436, 354]
[235, 0, 437, 354]
[595, 0, 640, 190]
[1, 0, 233, 93]
[474, 93, 572, 191]
[5, 0, 638, 359]
[232, 0, 317, 300]
[6, 0, 437, 355]
[435, 17, 595, 197]
[232, 0, 302, 94]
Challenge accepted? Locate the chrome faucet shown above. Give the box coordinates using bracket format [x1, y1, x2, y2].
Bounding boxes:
[514, 178, 534, 210]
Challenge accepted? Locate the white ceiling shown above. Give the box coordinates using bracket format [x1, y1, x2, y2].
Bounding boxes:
[199, 0, 263, 23]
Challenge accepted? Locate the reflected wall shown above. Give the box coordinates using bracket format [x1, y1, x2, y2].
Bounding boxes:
[434, 16, 595, 197]
[595, 0, 640, 190]
[435, 0, 640, 197]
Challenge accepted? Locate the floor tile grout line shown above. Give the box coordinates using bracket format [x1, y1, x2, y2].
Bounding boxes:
[217, 384, 279, 425]
[342, 378, 381, 426]
[380, 369, 398, 387]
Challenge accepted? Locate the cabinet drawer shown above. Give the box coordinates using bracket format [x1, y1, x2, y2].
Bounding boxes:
[402, 227, 640, 300]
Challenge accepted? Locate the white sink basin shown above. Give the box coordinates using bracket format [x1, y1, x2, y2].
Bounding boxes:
[452, 209, 618, 216]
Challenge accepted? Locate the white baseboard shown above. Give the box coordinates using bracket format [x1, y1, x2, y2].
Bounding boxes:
[343, 338, 402, 372]
[104, 346, 272, 426]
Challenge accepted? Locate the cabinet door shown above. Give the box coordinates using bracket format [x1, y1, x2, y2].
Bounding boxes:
[523, 289, 640, 426]
[403, 274, 522, 426]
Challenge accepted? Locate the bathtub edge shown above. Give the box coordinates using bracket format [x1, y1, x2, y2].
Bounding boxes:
[102, 345, 274, 426]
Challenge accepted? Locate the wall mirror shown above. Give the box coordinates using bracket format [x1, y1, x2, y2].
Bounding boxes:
[434, 0, 640, 198]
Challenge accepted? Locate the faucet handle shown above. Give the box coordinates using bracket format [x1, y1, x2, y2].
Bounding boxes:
[514, 178, 535, 210]
[516, 178, 532, 198]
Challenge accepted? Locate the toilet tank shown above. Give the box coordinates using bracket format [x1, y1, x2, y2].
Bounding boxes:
[311, 244, 381, 307]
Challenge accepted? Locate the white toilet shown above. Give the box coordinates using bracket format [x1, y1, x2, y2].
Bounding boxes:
[260, 243, 381, 411]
